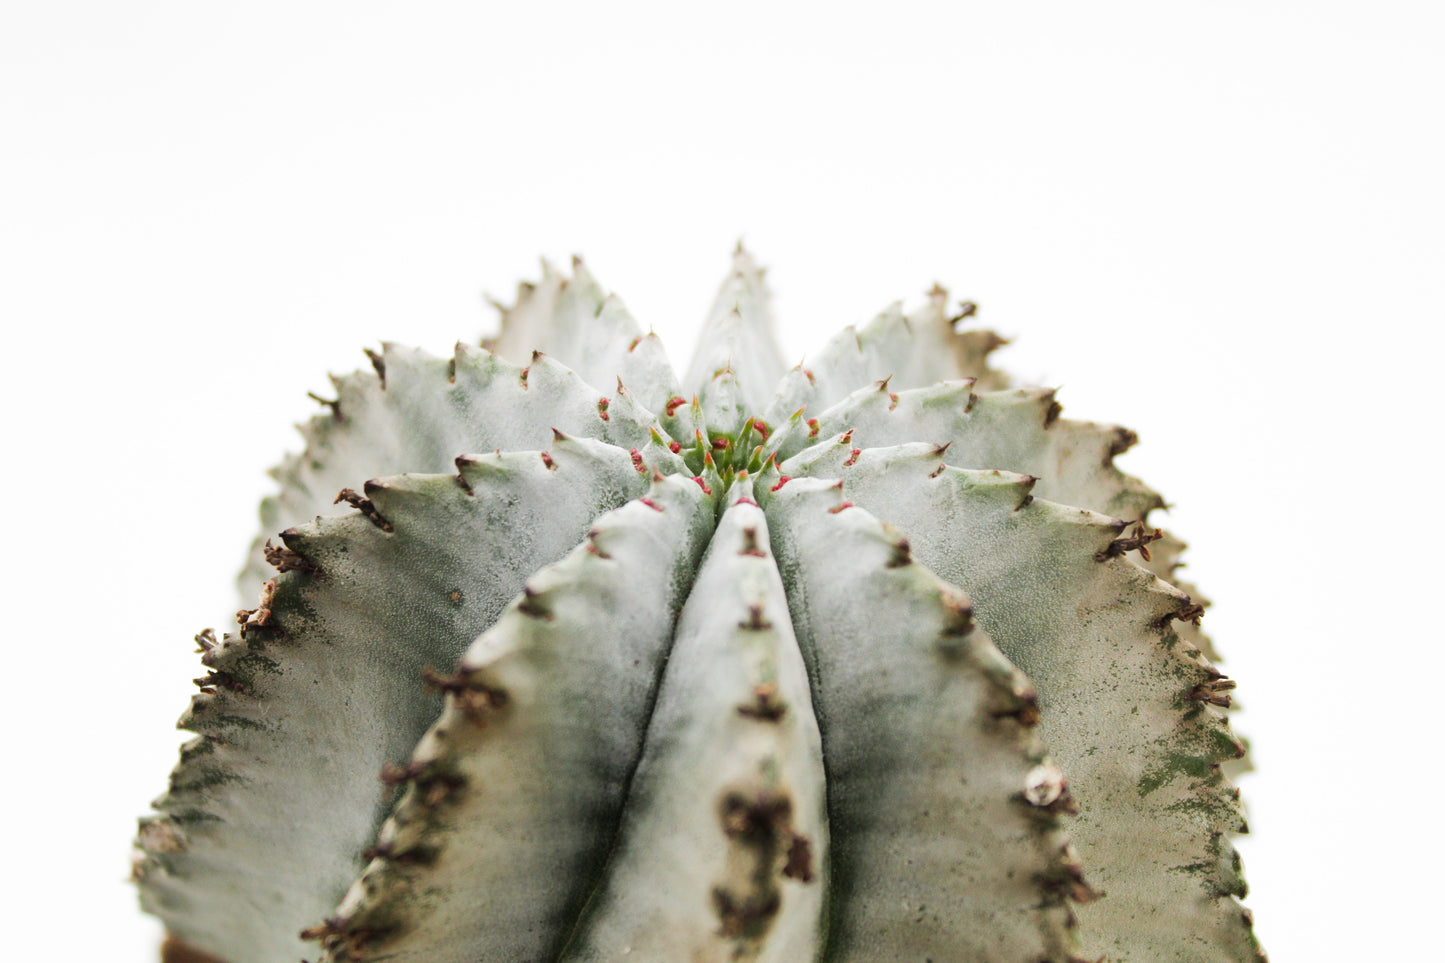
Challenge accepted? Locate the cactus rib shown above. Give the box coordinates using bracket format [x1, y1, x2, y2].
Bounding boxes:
[313, 475, 714, 963]
[137, 441, 655, 963]
[778, 441, 1260, 961]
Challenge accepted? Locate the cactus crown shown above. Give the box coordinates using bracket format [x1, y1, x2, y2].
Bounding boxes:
[135, 248, 1260, 963]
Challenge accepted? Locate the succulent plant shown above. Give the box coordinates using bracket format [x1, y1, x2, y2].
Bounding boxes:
[134, 248, 1259, 963]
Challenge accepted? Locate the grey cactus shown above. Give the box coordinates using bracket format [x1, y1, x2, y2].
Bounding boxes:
[134, 248, 1260, 963]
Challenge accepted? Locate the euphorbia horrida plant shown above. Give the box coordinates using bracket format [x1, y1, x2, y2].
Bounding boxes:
[134, 248, 1260, 962]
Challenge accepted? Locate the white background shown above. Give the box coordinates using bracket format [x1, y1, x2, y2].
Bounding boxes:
[3, 2, 1440, 958]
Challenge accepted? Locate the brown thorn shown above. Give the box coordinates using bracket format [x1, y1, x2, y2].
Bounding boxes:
[585, 528, 611, 558]
[783, 834, 816, 883]
[719, 791, 793, 840]
[263, 539, 319, 575]
[192, 670, 242, 693]
[1189, 677, 1237, 708]
[298, 915, 390, 959]
[739, 526, 768, 557]
[712, 888, 781, 940]
[1014, 476, 1038, 511]
[1036, 852, 1099, 905]
[1108, 427, 1140, 458]
[360, 841, 393, 862]
[298, 916, 347, 943]
[333, 488, 393, 532]
[1096, 521, 1164, 562]
[363, 347, 386, 387]
[193, 628, 217, 654]
[454, 455, 474, 494]
[236, 579, 276, 633]
[307, 391, 342, 420]
[1167, 601, 1207, 626]
[739, 603, 772, 631]
[994, 692, 1042, 727]
[1042, 391, 1063, 428]
[736, 683, 788, 722]
[378, 760, 420, 787]
[362, 840, 437, 866]
[940, 593, 975, 639]
[422, 666, 510, 725]
[378, 760, 466, 805]
[886, 535, 911, 568]
[516, 585, 554, 620]
[948, 300, 979, 323]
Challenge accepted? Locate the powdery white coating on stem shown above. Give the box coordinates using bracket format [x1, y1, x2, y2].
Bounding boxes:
[761, 477, 1088, 962]
[559, 481, 827, 963]
[314, 476, 714, 963]
[770, 378, 1164, 523]
[683, 245, 790, 419]
[764, 288, 1009, 424]
[482, 256, 685, 418]
[780, 443, 1258, 962]
[244, 339, 681, 599]
[136, 440, 652, 963]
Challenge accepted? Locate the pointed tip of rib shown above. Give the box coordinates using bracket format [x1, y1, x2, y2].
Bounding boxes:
[729, 241, 765, 279]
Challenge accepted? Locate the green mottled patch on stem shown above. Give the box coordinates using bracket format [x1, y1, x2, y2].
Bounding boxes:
[1138, 752, 1218, 797]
